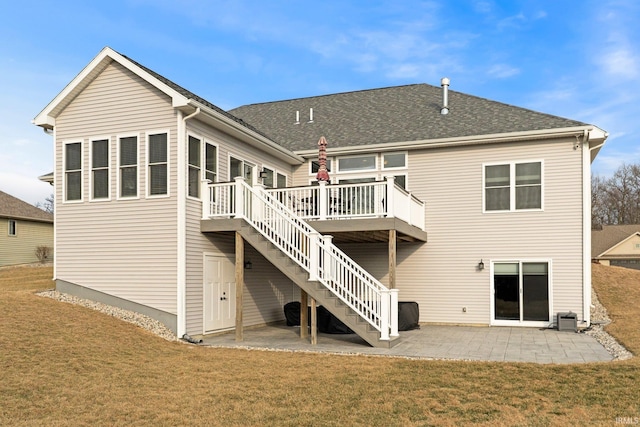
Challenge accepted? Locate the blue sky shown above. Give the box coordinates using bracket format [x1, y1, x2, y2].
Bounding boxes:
[2, 0, 639, 205]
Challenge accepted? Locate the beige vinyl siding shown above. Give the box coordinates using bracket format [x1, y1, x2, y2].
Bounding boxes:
[184, 119, 296, 335]
[0, 219, 53, 266]
[54, 61, 179, 314]
[306, 138, 585, 325]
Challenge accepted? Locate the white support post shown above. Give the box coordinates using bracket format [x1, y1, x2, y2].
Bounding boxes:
[385, 176, 396, 218]
[322, 235, 333, 282]
[390, 289, 399, 338]
[380, 291, 390, 341]
[308, 231, 320, 281]
[201, 179, 211, 219]
[318, 181, 327, 220]
[234, 177, 245, 218]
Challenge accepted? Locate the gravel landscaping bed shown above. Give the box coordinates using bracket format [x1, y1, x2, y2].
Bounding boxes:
[37, 290, 176, 342]
[584, 288, 633, 361]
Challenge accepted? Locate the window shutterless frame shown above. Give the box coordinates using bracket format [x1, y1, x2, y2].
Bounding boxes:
[381, 151, 407, 170]
[146, 130, 170, 198]
[8, 220, 17, 236]
[63, 140, 83, 203]
[89, 136, 110, 201]
[117, 134, 139, 199]
[187, 134, 201, 199]
[482, 160, 544, 213]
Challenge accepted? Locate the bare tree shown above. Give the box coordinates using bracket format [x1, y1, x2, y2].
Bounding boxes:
[592, 163, 640, 225]
[35, 194, 54, 214]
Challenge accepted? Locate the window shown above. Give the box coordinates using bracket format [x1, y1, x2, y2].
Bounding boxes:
[8, 220, 16, 236]
[383, 153, 406, 169]
[119, 136, 138, 198]
[276, 173, 287, 188]
[148, 133, 168, 196]
[262, 168, 274, 188]
[91, 139, 109, 200]
[337, 155, 376, 172]
[205, 143, 217, 183]
[484, 161, 542, 212]
[188, 136, 201, 198]
[311, 159, 332, 174]
[65, 142, 82, 201]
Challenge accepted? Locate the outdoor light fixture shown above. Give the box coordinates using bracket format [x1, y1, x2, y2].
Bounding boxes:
[244, 260, 253, 270]
[259, 170, 268, 179]
[478, 259, 485, 271]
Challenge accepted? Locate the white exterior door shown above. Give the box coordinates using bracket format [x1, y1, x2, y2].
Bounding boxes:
[204, 255, 236, 332]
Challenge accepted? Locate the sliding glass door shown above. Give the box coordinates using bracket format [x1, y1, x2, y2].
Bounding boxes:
[493, 261, 550, 324]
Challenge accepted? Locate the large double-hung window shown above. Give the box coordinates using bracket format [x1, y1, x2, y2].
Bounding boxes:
[484, 161, 542, 212]
[65, 142, 82, 201]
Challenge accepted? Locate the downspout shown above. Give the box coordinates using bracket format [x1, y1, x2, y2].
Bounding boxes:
[176, 107, 201, 337]
[582, 129, 592, 328]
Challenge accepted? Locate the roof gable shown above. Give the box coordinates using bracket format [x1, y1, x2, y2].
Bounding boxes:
[592, 225, 640, 257]
[0, 191, 53, 223]
[229, 84, 598, 153]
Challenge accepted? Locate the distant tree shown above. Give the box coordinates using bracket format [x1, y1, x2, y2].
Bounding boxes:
[592, 163, 640, 225]
[35, 194, 54, 214]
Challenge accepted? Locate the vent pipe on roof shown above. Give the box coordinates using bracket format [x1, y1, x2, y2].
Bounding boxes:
[440, 77, 450, 115]
[295, 110, 300, 124]
[308, 108, 314, 123]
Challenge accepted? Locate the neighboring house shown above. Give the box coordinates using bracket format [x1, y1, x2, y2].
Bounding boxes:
[33, 47, 607, 347]
[0, 190, 53, 267]
[592, 225, 640, 270]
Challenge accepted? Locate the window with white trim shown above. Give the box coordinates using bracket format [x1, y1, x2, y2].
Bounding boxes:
[91, 139, 109, 200]
[382, 152, 406, 169]
[119, 136, 138, 198]
[204, 142, 217, 183]
[262, 167, 275, 188]
[484, 161, 542, 212]
[65, 142, 82, 201]
[276, 172, 287, 188]
[337, 155, 376, 172]
[188, 136, 201, 198]
[8, 220, 16, 236]
[311, 159, 332, 174]
[148, 133, 168, 196]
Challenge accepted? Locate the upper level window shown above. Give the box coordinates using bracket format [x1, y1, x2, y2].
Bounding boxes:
[311, 159, 332, 174]
[484, 161, 542, 212]
[91, 139, 109, 200]
[337, 155, 376, 172]
[65, 142, 82, 201]
[262, 167, 275, 188]
[148, 133, 168, 196]
[8, 220, 16, 236]
[383, 153, 406, 169]
[277, 172, 287, 188]
[119, 136, 138, 198]
[188, 136, 201, 198]
[205, 142, 217, 183]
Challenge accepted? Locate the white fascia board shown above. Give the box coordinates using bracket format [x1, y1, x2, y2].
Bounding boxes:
[187, 100, 304, 165]
[33, 47, 189, 128]
[294, 125, 598, 157]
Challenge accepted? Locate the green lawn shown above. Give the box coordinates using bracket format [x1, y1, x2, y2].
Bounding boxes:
[0, 264, 638, 426]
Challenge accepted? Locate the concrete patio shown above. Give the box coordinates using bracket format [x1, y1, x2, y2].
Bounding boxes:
[200, 324, 613, 364]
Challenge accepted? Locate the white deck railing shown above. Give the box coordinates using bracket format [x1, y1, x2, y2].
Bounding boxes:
[202, 177, 399, 341]
[265, 177, 425, 230]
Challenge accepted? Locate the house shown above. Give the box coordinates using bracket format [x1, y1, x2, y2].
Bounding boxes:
[33, 47, 607, 347]
[0, 190, 53, 266]
[592, 224, 640, 270]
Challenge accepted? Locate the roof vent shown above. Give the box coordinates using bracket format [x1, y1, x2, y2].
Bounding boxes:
[440, 77, 450, 115]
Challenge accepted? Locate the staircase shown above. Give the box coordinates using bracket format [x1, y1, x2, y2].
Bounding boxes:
[208, 178, 399, 348]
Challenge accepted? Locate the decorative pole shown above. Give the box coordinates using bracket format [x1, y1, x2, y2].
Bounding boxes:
[315, 136, 330, 183]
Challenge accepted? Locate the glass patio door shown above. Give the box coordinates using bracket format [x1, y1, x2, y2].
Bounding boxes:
[493, 262, 550, 324]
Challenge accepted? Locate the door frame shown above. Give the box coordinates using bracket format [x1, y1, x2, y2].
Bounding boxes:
[203, 252, 236, 333]
[489, 259, 553, 327]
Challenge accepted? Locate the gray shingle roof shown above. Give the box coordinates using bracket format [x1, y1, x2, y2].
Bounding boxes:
[229, 84, 588, 152]
[592, 225, 640, 257]
[0, 191, 53, 223]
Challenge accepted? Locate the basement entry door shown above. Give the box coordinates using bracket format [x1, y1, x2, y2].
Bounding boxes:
[204, 255, 236, 332]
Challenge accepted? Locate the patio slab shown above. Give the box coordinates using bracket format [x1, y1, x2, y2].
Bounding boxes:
[199, 324, 614, 364]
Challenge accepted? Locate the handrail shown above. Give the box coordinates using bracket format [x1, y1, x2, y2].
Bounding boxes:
[204, 178, 398, 340]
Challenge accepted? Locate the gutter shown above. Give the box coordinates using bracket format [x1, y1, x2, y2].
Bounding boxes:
[294, 125, 603, 157]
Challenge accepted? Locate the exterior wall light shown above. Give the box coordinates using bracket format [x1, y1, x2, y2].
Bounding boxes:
[244, 260, 253, 269]
[478, 259, 485, 271]
[259, 170, 268, 179]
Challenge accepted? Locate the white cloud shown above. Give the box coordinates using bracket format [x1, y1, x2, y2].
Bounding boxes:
[598, 48, 638, 79]
[487, 64, 520, 79]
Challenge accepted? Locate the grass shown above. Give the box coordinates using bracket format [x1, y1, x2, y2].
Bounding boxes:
[1, 264, 639, 426]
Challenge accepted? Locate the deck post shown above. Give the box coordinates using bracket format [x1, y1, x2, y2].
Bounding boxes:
[318, 181, 327, 220]
[380, 291, 390, 341]
[388, 229, 396, 289]
[235, 231, 244, 342]
[385, 176, 396, 218]
[390, 289, 399, 337]
[300, 289, 308, 339]
[234, 177, 245, 218]
[308, 232, 319, 281]
[201, 179, 211, 219]
[310, 297, 317, 345]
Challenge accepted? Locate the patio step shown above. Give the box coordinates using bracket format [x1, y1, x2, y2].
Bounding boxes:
[239, 221, 398, 348]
